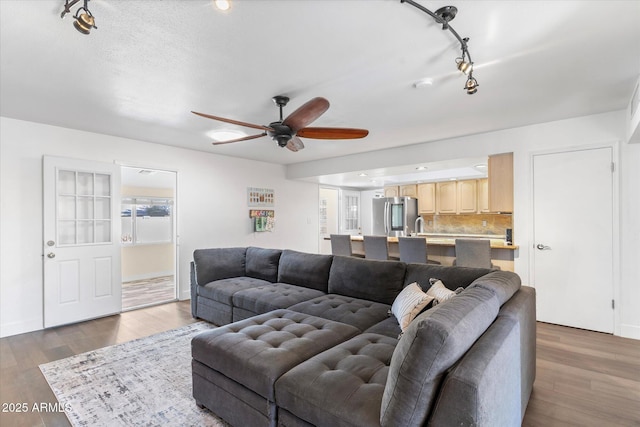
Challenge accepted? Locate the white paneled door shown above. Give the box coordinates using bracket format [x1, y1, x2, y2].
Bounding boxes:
[43, 156, 122, 328]
[532, 147, 614, 333]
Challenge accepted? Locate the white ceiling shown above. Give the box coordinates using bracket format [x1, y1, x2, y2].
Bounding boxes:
[1, 1, 639, 186]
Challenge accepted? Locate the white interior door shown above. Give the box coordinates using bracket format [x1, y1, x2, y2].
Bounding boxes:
[43, 156, 122, 328]
[532, 147, 614, 333]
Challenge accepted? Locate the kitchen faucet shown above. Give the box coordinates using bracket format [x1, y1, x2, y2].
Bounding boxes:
[414, 216, 425, 235]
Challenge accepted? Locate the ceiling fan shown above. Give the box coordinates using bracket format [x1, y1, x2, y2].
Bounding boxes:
[192, 96, 369, 152]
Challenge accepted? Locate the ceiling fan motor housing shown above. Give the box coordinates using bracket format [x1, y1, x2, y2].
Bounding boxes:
[268, 122, 293, 147]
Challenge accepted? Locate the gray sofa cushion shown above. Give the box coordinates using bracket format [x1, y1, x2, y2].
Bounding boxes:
[192, 309, 360, 400]
[328, 256, 406, 305]
[198, 276, 272, 305]
[232, 283, 325, 316]
[469, 270, 521, 305]
[193, 247, 247, 285]
[380, 286, 500, 427]
[288, 294, 391, 332]
[246, 247, 282, 282]
[404, 263, 492, 292]
[365, 316, 402, 339]
[278, 250, 333, 292]
[275, 333, 398, 427]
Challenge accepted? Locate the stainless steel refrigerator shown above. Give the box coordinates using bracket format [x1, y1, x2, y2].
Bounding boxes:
[372, 197, 419, 237]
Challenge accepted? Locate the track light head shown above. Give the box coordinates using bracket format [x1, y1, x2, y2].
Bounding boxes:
[465, 76, 479, 95]
[73, 9, 95, 34]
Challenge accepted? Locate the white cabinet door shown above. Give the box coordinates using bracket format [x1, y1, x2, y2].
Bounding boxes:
[43, 156, 122, 328]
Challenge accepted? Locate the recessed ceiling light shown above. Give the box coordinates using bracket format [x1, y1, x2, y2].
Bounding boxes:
[207, 129, 246, 141]
[416, 166, 427, 170]
[359, 173, 368, 177]
[413, 79, 433, 89]
[215, 0, 231, 11]
[474, 164, 487, 169]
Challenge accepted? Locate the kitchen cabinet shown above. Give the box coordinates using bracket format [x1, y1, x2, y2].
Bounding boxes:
[488, 153, 514, 213]
[399, 184, 418, 198]
[384, 186, 399, 197]
[477, 178, 490, 213]
[436, 181, 457, 214]
[417, 183, 436, 214]
[457, 180, 478, 213]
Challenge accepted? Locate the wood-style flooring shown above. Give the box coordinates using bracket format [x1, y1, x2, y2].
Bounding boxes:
[0, 303, 638, 426]
[121, 275, 176, 310]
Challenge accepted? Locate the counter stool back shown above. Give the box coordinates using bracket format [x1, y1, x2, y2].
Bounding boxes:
[398, 237, 440, 264]
[330, 234, 354, 256]
[454, 238, 496, 269]
[363, 235, 389, 260]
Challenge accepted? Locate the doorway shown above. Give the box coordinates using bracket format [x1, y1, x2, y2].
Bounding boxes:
[120, 167, 177, 310]
[532, 146, 615, 333]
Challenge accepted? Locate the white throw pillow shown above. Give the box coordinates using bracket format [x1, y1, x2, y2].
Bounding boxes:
[391, 282, 434, 331]
[426, 279, 462, 305]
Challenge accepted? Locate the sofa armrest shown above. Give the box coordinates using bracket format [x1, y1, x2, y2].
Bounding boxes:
[190, 261, 197, 318]
[427, 316, 522, 427]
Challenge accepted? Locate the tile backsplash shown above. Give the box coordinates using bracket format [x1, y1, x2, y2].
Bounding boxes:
[420, 214, 512, 236]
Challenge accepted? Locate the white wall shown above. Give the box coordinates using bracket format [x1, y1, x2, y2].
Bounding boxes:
[288, 110, 640, 339]
[0, 117, 320, 337]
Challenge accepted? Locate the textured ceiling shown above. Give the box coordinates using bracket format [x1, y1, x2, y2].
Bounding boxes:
[1, 0, 639, 171]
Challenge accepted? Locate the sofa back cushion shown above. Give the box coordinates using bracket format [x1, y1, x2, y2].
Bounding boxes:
[193, 247, 246, 285]
[469, 270, 521, 305]
[380, 286, 499, 427]
[245, 247, 282, 282]
[277, 250, 333, 292]
[328, 256, 406, 305]
[404, 264, 492, 292]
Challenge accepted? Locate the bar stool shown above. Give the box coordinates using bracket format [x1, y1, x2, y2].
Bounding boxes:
[454, 239, 498, 269]
[398, 237, 440, 265]
[363, 235, 389, 260]
[330, 234, 354, 256]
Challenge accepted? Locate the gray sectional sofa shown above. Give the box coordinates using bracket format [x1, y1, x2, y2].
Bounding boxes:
[190, 247, 536, 427]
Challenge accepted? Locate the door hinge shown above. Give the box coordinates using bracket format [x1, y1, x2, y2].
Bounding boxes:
[612, 299, 615, 309]
[611, 162, 615, 172]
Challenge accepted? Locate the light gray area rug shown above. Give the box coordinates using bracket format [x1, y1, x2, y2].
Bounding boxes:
[40, 322, 229, 427]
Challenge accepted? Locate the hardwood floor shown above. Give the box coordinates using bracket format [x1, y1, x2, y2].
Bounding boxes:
[122, 275, 176, 310]
[1, 304, 638, 426]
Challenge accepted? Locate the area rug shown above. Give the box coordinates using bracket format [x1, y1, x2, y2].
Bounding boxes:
[39, 322, 229, 426]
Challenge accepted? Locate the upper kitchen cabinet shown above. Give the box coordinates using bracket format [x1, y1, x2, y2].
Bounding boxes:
[417, 183, 436, 214]
[384, 186, 399, 197]
[488, 153, 514, 213]
[399, 184, 418, 198]
[436, 181, 457, 214]
[457, 180, 478, 213]
[477, 178, 490, 213]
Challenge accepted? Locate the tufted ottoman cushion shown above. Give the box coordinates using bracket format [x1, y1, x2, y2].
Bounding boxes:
[232, 283, 326, 321]
[192, 309, 360, 427]
[288, 294, 391, 331]
[275, 333, 398, 426]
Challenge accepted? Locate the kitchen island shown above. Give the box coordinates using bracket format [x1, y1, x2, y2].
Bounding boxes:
[347, 235, 518, 271]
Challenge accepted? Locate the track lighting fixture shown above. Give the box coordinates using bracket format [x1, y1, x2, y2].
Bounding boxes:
[401, 0, 479, 94]
[60, 0, 97, 35]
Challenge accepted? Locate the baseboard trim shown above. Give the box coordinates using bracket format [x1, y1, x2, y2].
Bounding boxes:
[0, 318, 43, 338]
[620, 324, 640, 340]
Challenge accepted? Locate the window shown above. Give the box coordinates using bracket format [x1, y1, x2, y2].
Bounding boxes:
[121, 197, 173, 245]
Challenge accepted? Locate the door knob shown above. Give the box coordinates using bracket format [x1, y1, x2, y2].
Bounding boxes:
[536, 244, 551, 250]
[47, 252, 56, 259]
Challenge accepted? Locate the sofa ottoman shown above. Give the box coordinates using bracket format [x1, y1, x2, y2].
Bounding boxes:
[275, 333, 398, 427]
[191, 309, 360, 427]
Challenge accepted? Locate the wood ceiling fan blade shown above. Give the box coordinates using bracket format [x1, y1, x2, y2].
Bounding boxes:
[286, 137, 305, 152]
[212, 132, 267, 145]
[296, 127, 369, 140]
[192, 111, 273, 132]
[282, 97, 330, 133]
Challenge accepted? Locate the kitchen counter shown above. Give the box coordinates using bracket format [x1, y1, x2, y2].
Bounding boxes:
[331, 235, 518, 271]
